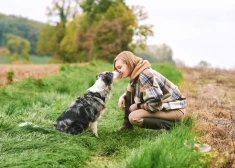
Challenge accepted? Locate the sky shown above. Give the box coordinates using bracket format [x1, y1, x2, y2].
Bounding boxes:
[0, 0, 235, 69]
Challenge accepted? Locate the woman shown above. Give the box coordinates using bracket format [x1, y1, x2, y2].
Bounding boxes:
[113, 51, 187, 130]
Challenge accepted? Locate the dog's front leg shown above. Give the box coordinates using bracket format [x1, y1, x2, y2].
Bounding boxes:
[89, 121, 98, 137]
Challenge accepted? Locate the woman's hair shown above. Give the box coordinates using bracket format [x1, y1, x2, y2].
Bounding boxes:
[114, 51, 151, 82]
[113, 51, 142, 72]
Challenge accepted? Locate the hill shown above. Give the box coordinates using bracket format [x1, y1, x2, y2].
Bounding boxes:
[0, 13, 45, 54]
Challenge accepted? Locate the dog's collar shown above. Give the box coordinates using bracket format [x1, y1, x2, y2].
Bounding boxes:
[85, 91, 105, 102]
[76, 97, 89, 107]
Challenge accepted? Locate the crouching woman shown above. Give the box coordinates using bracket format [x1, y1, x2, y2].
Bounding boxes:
[113, 51, 187, 130]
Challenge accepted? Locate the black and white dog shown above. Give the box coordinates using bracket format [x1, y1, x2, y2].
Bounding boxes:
[54, 71, 119, 137]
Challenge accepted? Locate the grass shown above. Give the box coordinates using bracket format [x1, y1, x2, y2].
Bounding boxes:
[0, 55, 52, 64]
[0, 61, 207, 167]
[0, 55, 9, 63]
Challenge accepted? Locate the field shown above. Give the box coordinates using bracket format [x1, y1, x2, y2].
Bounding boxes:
[180, 67, 235, 167]
[0, 62, 234, 167]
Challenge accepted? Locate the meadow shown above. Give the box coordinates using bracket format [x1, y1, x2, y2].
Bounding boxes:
[0, 61, 207, 167]
[0, 55, 52, 64]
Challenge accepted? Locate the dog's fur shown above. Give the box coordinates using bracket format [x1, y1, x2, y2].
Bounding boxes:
[54, 71, 119, 136]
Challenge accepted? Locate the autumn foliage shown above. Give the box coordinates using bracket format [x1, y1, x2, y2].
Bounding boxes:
[36, 0, 153, 63]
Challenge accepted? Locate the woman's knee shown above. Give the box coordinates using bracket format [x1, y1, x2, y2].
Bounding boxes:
[175, 108, 186, 121]
[128, 111, 143, 126]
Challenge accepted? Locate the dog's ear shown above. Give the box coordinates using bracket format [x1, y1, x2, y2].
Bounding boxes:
[96, 72, 102, 80]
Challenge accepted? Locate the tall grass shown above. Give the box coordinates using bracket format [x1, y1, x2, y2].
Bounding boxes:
[119, 118, 204, 168]
[0, 61, 206, 167]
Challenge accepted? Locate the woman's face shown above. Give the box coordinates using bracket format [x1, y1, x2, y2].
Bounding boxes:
[114, 59, 130, 79]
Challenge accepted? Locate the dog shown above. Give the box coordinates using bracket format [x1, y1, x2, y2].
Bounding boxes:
[54, 71, 119, 137]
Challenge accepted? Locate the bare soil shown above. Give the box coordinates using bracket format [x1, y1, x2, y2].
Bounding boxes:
[0, 64, 60, 86]
[0, 64, 234, 167]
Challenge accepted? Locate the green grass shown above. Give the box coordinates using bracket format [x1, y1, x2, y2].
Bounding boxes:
[0, 61, 206, 167]
[151, 63, 183, 84]
[0, 55, 52, 64]
[29, 55, 52, 64]
[0, 55, 9, 63]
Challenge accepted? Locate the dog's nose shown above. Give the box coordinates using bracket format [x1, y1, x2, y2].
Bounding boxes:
[112, 70, 120, 79]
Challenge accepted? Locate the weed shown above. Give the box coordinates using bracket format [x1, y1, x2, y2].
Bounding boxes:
[7, 69, 14, 83]
[33, 78, 45, 87]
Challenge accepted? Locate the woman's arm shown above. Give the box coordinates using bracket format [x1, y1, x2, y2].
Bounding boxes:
[118, 92, 126, 111]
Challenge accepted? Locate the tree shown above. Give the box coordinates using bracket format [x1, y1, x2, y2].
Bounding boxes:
[0, 14, 44, 54]
[90, 2, 136, 62]
[59, 15, 84, 62]
[77, 0, 153, 62]
[197, 60, 211, 68]
[36, 24, 59, 56]
[6, 34, 31, 62]
[135, 44, 175, 65]
[130, 5, 153, 49]
[37, 0, 154, 63]
[47, 0, 81, 58]
[0, 47, 10, 56]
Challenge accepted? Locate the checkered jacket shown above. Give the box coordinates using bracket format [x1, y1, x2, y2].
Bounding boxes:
[130, 68, 186, 112]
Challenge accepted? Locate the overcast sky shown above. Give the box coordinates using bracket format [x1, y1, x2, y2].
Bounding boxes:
[0, 0, 235, 69]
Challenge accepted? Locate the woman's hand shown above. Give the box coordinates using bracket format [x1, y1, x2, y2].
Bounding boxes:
[129, 104, 138, 112]
[118, 95, 125, 111]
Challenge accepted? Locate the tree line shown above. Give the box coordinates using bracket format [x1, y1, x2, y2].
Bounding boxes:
[0, 13, 44, 54]
[0, 0, 175, 64]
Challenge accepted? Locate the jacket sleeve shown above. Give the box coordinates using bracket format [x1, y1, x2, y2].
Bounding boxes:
[139, 72, 163, 112]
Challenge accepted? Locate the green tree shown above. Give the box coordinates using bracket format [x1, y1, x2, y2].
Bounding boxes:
[0, 14, 44, 54]
[0, 47, 10, 56]
[6, 34, 31, 62]
[59, 15, 84, 62]
[92, 2, 136, 62]
[77, 0, 153, 62]
[45, 0, 80, 61]
[37, 24, 59, 56]
[197, 60, 210, 68]
[37, 0, 153, 63]
[135, 44, 175, 65]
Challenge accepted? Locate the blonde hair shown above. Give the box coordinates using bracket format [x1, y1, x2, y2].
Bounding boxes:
[113, 51, 142, 72]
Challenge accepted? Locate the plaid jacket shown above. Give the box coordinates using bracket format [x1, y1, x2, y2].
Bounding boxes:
[130, 68, 186, 112]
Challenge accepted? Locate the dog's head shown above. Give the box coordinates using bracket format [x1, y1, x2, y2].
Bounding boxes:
[87, 71, 119, 97]
[96, 71, 119, 86]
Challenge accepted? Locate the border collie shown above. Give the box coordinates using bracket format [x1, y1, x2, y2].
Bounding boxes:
[54, 71, 119, 137]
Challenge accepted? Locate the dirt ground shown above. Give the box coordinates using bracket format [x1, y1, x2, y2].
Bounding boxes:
[0, 64, 234, 167]
[0, 64, 60, 87]
[180, 67, 235, 167]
